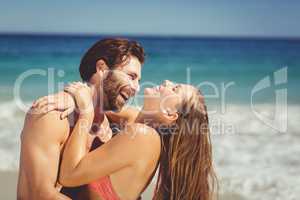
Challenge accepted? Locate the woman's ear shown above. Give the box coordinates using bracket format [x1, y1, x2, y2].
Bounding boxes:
[162, 109, 178, 123]
[96, 59, 109, 75]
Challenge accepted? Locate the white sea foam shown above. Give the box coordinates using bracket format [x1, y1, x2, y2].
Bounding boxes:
[210, 104, 300, 200]
[0, 101, 299, 199]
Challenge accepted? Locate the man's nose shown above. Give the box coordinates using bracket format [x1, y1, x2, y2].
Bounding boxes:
[130, 80, 140, 96]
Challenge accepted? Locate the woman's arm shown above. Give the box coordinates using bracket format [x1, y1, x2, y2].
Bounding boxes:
[59, 122, 157, 187]
[58, 82, 95, 186]
[59, 113, 94, 186]
[58, 82, 159, 187]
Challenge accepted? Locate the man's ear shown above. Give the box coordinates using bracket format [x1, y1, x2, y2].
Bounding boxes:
[96, 59, 109, 75]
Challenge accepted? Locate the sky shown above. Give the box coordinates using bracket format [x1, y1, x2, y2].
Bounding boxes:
[0, 0, 300, 37]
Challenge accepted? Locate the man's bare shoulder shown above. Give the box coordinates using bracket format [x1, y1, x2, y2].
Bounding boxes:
[25, 107, 68, 124]
[21, 108, 70, 143]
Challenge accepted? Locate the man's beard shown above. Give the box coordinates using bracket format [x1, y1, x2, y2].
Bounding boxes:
[102, 70, 131, 111]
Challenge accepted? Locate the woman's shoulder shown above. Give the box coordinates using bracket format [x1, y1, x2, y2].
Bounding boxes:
[120, 123, 161, 155]
[126, 123, 160, 139]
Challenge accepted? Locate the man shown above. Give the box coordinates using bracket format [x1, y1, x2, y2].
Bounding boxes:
[17, 38, 145, 200]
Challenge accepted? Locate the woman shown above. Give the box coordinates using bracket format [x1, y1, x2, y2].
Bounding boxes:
[36, 80, 217, 200]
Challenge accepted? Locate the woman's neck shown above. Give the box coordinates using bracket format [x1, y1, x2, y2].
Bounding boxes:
[135, 108, 161, 129]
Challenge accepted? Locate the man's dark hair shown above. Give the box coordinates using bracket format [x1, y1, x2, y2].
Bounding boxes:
[79, 38, 145, 81]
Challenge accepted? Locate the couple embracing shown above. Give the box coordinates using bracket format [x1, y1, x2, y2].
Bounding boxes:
[17, 38, 217, 200]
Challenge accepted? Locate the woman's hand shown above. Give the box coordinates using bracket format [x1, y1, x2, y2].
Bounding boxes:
[32, 91, 75, 119]
[64, 82, 94, 116]
[98, 115, 113, 143]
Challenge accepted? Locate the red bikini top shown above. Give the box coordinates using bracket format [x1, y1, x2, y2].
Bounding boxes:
[88, 176, 120, 200]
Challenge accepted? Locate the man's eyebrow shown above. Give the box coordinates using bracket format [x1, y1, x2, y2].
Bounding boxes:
[127, 71, 136, 77]
[129, 72, 141, 81]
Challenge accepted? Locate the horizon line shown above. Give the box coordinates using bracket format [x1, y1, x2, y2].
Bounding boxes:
[1, 31, 300, 41]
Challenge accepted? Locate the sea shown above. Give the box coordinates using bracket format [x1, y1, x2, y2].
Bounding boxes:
[0, 34, 299, 200]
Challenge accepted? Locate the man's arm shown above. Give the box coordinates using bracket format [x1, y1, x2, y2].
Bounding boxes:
[17, 110, 71, 200]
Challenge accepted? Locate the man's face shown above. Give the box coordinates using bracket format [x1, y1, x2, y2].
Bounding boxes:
[103, 55, 142, 111]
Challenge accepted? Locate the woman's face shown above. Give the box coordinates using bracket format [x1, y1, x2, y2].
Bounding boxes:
[143, 80, 195, 118]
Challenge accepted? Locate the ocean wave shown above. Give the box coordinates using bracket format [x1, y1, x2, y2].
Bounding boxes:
[210, 104, 300, 200]
[0, 101, 299, 199]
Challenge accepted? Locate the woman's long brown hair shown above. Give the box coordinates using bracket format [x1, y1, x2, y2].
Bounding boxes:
[153, 88, 218, 200]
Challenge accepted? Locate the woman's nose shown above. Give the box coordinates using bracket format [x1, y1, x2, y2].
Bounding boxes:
[163, 80, 173, 86]
[163, 80, 174, 89]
